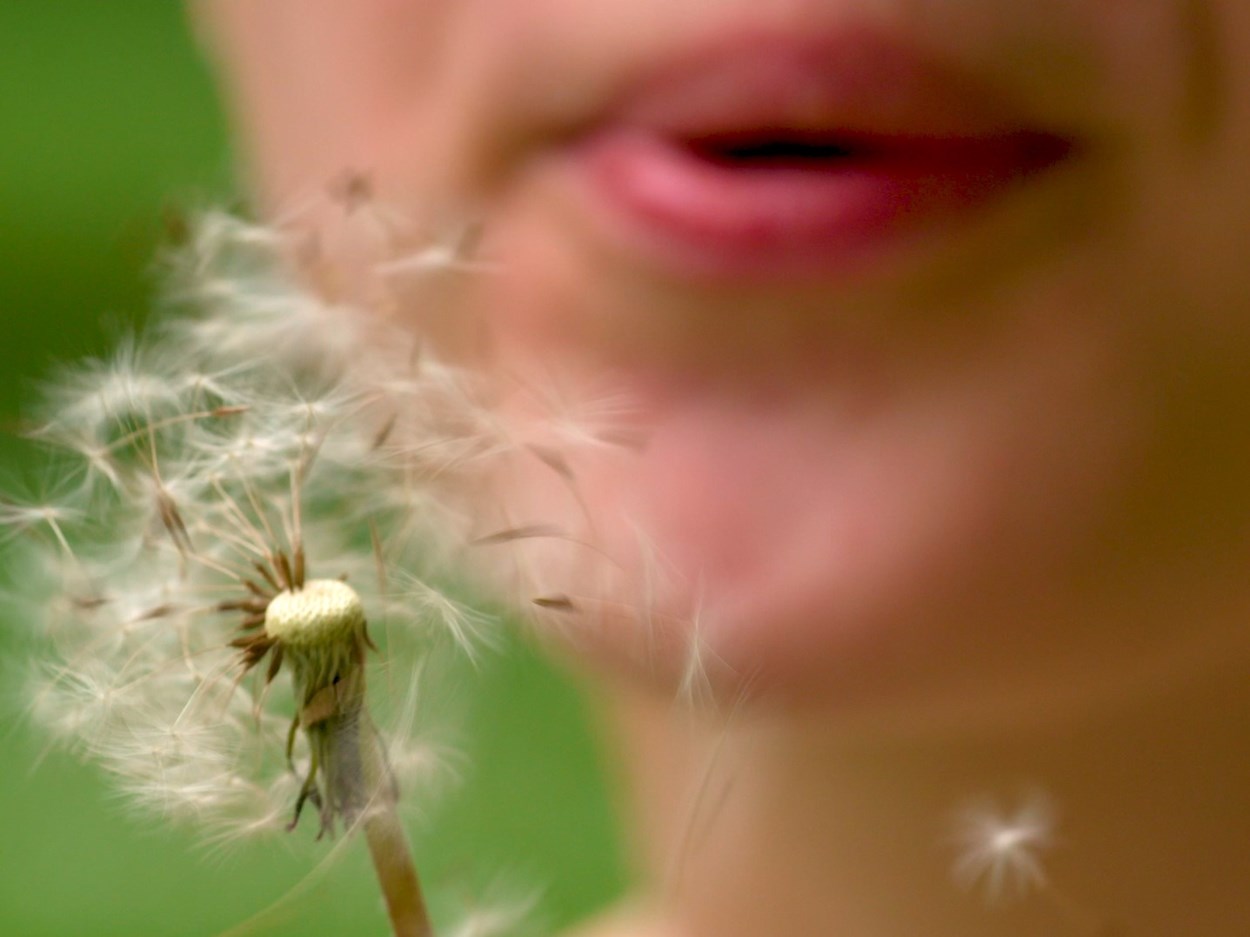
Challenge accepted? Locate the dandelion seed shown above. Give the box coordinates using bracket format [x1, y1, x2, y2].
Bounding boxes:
[443, 891, 540, 937]
[0, 498, 84, 551]
[379, 227, 498, 279]
[385, 571, 501, 665]
[677, 602, 720, 710]
[949, 787, 1058, 904]
[531, 595, 577, 612]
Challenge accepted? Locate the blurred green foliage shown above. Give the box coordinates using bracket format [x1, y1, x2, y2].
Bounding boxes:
[0, 4, 624, 934]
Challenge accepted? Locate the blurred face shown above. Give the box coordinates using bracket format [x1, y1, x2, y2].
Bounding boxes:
[201, 0, 1250, 722]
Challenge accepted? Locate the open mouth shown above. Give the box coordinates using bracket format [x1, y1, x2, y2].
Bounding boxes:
[569, 30, 1080, 280]
[680, 128, 1069, 172]
[579, 124, 1073, 277]
[683, 130, 861, 168]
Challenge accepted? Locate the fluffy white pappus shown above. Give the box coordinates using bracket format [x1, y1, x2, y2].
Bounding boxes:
[949, 787, 1059, 904]
[165, 210, 373, 372]
[5, 206, 510, 845]
[384, 569, 504, 665]
[37, 336, 186, 441]
[0, 497, 85, 552]
[441, 884, 543, 937]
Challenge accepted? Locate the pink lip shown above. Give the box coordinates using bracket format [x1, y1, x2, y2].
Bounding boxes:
[570, 31, 1077, 280]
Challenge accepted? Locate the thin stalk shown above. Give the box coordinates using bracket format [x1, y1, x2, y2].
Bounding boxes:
[364, 801, 434, 937]
[360, 724, 433, 937]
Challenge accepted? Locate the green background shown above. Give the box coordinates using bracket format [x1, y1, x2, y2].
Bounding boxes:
[0, 4, 624, 935]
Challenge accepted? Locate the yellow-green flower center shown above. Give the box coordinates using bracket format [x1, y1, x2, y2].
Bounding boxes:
[264, 578, 364, 647]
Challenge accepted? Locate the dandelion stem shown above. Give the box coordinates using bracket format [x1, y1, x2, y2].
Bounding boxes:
[364, 801, 434, 937]
[357, 713, 433, 937]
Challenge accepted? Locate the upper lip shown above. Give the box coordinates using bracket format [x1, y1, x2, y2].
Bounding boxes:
[587, 26, 1069, 153]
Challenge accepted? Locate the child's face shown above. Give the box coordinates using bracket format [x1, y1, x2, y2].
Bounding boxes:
[203, 1, 1250, 720]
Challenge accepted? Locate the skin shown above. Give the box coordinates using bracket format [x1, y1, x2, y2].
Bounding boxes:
[197, 2, 1250, 934]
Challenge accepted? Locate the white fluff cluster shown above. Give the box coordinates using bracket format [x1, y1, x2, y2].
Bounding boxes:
[949, 787, 1058, 904]
[5, 206, 504, 843]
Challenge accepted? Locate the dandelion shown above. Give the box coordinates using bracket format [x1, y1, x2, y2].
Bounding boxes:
[5, 202, 514, 937]
[949, 787, 1058, 903]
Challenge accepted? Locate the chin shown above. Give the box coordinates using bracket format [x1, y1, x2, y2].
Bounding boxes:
[461, 235, 1168, 724]
[471, 355, 1049, 721]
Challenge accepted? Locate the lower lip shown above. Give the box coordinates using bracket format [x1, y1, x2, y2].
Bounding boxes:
[576, 129, 1072, 279]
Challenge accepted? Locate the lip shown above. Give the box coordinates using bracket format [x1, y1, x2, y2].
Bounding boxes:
[567, 30, 1078, 280]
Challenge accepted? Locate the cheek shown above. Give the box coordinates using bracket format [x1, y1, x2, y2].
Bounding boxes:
[204, 0, 510, 210]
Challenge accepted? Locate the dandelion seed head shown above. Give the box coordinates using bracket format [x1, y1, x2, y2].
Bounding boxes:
[264, 579, 365, 647]
[5, 205, 511, 848]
